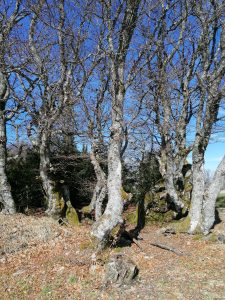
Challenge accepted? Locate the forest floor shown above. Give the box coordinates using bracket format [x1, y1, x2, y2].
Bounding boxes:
[0, 209, 225, 300]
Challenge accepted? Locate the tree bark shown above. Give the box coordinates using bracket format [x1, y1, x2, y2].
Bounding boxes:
[89, 147, 107, 220]
[0, 71, 16, 214]
[91, 109, 124, 246]
[0, 114, 16, 214]
[188, 146, 205, 233]
[91, 0, 141, 247]
[203, 155, 225, 234]
[159, 149, 185, 213]
[39, 131, 60, 216]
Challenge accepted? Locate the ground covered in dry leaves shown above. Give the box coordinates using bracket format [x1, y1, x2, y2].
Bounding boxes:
[0, 210, 225, 300]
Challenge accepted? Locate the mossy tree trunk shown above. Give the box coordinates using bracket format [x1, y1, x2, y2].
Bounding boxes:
[89, 146, 107, 220]
[203, 155, 225, 234]
[39, 131, 60, 217]
[188, 146, 205, 233]
[159, 149, 185, 213]
[0, 100, 15, 214]
[0, 2, 27, 214]
[91, 0, 141, 248]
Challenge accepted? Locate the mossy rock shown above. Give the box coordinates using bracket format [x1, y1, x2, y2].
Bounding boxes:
[172, 216, 190, 233]
[121, 187, 132, 201]
[163, 210, 175, 222]
[66, 201, 79, 226]
[145, 210, 174, 224]
[158, 191, 168, 200]
[111, 224, 122, 238]
[144, 192, 154, 208]
[125, 208, 138, 225]
[79, 240, 95, 250]
[154, 179, 165, 192]
[54, 192, 65, 211]
[145, 211, 164, 223]
[183, 178, 192, 193]
[81, 205, 92, 214]
[157, 199, 168, 212]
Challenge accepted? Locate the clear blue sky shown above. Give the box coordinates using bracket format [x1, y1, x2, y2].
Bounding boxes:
[205, 141, 225, 172]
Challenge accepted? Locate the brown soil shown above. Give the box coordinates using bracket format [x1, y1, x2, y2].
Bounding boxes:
[0, 212, 225, 300]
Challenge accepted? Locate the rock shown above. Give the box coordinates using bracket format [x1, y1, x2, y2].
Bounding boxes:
[163, 227, 176, 236]
[125, 208, 138, 225]
[121, 187, 133, 202]
[66, 201, 79, 226]
[217, 234, 225, 244]
[154, 179, 165, 193]
[105, 254, 138, 285]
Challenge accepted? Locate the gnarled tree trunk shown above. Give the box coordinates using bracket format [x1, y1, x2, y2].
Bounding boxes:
[203, 155, 225, 234]
[89, 147, 107, 220]
[39, 131, 60, 217]
[159, 150, 185, 213]
[91, 103, 124, 246]
[188, 146, 205, 234]
[91, 0, 141, 248]
[0, 72, 15, 214]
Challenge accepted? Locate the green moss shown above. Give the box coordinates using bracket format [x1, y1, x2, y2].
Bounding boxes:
[81, 205, 92, 214]
[193, 234, 204, 241]
[154, 179, 165, 192]
[158, 198, 167, 209]
[206, 233, 218, 242]
[144, 192, 154, 204]
[111, 224, 121, 237]
[216, 193, 225, 208]
[79, 240, 95, 250]
[66, 201, 79, 226]
[183, 179, 192, 192]
[172, 216, 190, 233]
[113, 247, 123, 253]
[145, 211, 164, 223]
[121, 187, 132, 201]
[54, 191, 65, 212]
[125, 208, 138, 225]
[163, 210, 175, 222]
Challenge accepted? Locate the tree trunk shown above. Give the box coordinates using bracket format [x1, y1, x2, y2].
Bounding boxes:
[188, 147, 205, 233]
[0, 116, 16, 214]
[159, 150, 185, 213]
[202, 155, 225, 234]
[91, 122, 124, 247]
[39, 131, 60, 217]
[164, 160, 184, 213]
[0, 71, 16, 214]
[89, 148, 107, 220]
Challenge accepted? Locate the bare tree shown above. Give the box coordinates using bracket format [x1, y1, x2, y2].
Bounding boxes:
[203, 155, 225, 234]
[80, 62, 109, 220]
[141, 0, 193, 214]
[26, 0, 73, 216]
[0, 0, 28, 213]
[91, 0, 142, 247]
[188, 1, 225, 233]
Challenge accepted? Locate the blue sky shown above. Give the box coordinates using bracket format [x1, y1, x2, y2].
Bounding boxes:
[205, 141, 225, 172]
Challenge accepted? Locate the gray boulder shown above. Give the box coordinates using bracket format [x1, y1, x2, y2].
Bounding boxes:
[105, 254, 138, 285]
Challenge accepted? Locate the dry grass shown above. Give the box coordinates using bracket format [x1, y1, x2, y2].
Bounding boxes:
[0, 213, 225, 299]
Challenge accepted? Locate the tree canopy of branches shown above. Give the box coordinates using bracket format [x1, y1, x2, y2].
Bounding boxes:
[0, 0, 225, 247]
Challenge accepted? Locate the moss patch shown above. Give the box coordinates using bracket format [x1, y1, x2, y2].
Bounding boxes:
[145, 210, 174, 224]
[54, 192, 65, 212]
[81, 205, 92, 214]
[172, 216, 190, 233]
[216, 193, 225, 208]
[125, 208, 138, 225]
[66, 201, 79, 226]
[121, 187, 132, 201]
[79, 240, 95, 250]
